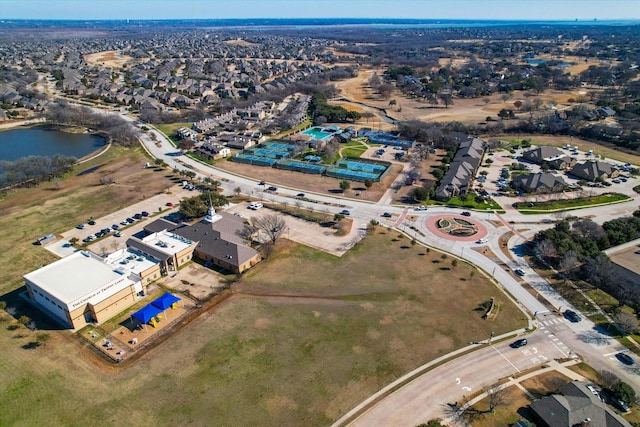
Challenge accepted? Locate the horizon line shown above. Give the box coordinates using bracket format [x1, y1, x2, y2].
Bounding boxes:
[2, 17, 640, 22]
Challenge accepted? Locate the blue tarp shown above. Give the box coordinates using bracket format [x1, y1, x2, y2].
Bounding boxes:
[132, 304, 163, 324]
[151, 293, 181, 310]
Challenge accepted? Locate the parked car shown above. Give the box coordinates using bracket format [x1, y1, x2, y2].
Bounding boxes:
[586, 385, 600, 399]
[76, 224, 85, 230]
[126, 217, 135, 224]
[114, 232, 122, 238]
[120, 220, 129, 226]
[514, 268, 526, 276]
[296, 193, 306, 198]
[461, 211, 471, 216]
[564, 309, 582, 322]
[414, 206, 427, 211]
[233, 212, 245, 218]
[248, 202, 263, 210]
[340, 209, 351, 215]
[166, 202, 174, 207]
[615, 352, 635, 365]
[133, 213, 143, 220]
[112, 224, 120, 230]
[141, 211, 149, 217]
[612, 397, 631, 412]
[511, 338, 528, 348]
[87, 220, 96, 225]
[382, 212, 392, 218]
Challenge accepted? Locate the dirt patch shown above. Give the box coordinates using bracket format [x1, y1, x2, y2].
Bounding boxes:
[84, 50, 138, 68]
[163, 263, 232, 301]
[225, 38, 259, 47]
[215, 158, 401, 203]
[520, 371, 571, 399]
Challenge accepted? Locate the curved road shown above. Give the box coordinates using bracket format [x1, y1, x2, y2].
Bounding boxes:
[104, 110, 640, 423]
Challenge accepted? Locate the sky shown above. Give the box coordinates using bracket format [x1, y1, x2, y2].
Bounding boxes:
[1, 0, 639, 21]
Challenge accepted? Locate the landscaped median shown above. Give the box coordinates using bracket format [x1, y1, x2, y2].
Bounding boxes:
[513, 192, 631, 214]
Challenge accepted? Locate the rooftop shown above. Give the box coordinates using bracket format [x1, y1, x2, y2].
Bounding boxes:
[24, 251, 134, 309]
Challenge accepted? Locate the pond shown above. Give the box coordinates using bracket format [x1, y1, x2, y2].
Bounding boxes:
[0, 127, 106, 161]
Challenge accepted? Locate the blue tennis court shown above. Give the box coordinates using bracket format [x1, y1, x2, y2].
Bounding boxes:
[276, 159, 326, 174]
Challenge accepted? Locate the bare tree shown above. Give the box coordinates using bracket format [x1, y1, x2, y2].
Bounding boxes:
[485, 384, 509, 412]
[612, 311, 639, 336]
[237, 223, 259, 241]
[253, 214, 287, 244]
[535, 239, 557, 260]
[558, 250, 579, 276]
[598, 370, 620, 390]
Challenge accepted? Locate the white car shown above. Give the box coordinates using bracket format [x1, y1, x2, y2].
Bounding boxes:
[248, 202, 263, 210]
[476, 238, 488, 244]
[414, 206, 428, 211]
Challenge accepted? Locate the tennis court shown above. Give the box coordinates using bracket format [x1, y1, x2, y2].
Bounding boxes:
[327, 158, 391, 182]
[360, 129, 414, 149]
[276, 159, 327, 174]
[231, 153, 277, 166]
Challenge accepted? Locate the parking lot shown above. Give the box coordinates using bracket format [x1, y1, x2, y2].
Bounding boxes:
[50, 185, 194, 257]
[225, 202, 367, 257]
[477, 146, 639, 209]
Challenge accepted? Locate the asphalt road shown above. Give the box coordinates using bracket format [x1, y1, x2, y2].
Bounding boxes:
[92, 108, 640, 421]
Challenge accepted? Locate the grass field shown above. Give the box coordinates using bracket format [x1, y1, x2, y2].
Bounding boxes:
[0, 224, 527, 426]
[0, 145, 173, 296]
[514, 193, 631, 213]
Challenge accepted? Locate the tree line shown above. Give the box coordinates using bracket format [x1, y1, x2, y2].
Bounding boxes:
[308, 92, 360, 125]
[0, 155, 76, 189]
[534, 213, 640, 310]
[45, 101, 139, 146]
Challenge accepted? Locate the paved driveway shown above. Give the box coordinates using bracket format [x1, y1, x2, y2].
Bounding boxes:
[226, 202, 368, 257]
[54, 185, 192, 257]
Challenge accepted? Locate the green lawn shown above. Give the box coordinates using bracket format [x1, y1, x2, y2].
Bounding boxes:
[429, 196, 502, 211]
[514, 193, 631, 213]
[153, 122, 192, 147]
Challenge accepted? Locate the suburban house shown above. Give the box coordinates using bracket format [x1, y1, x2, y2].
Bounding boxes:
[218, 133, 256, 150]
[512, 172, 569, 194]
[546, 155, 577, 170]
[569, 161, 620, 182]
[435, 136, 485, 200]
[195, 141, 231, 160]
[521, 146, 565, 165]
[529, 381, 631, 427]
[143, 207, 261, 274]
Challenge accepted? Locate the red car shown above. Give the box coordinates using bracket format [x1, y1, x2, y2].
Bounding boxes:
[166, 202, 174, 207]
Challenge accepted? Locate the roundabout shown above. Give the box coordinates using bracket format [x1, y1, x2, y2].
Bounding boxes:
[426, 214, 488, 242]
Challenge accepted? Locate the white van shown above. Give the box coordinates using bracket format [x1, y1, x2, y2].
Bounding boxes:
[248, 202, 263, 210]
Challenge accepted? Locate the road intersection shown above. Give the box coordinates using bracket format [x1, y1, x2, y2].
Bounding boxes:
[127, 113, 640, 423]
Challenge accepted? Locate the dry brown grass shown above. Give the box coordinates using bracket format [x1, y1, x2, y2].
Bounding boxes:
[215, 158, 402, 203]
[83, 50, 138, 68]
[469, 385, 532, 427]
[0, 145, 174, 295]
[520, 371, 572, 399]
[0, 227, 528, 427]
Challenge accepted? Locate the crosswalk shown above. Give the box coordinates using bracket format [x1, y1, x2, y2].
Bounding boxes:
[538, 319, 578, 358]
[539, 318, 566, 326]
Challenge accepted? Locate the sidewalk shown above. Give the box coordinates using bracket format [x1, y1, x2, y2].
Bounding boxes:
[451, 359, 586, 423]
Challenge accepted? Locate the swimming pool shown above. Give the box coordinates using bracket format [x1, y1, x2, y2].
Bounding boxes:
[302, 127, 336, 140]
